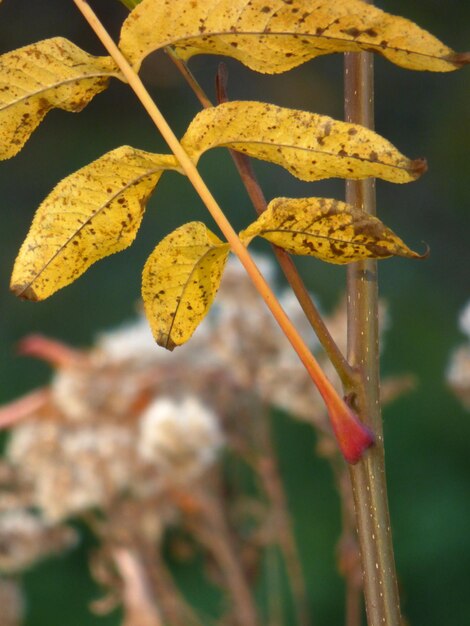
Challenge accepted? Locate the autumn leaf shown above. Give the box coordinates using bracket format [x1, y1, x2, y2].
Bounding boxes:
[240, 197, 425, 263]
[10, 147, 179, 301]
[0, 37, 120, 159]
[142, 222, 231, 350]
[181, 101, 425, 183]
[119, 0, 469, 74]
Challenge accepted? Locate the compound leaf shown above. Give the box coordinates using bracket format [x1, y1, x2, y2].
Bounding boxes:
[10, 147, 179, 301]
[240, 196, 425, 263]
[0, 37, 120, 160]
[142, 222, 231, 350]
[120, 0, 469, 73]
[181, 101, 425, 183]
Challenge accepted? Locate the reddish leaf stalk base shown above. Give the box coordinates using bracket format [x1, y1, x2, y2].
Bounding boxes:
[325, 395, 374, 464]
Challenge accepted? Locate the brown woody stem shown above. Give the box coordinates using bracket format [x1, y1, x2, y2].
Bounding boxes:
[344, 39, 403, 626]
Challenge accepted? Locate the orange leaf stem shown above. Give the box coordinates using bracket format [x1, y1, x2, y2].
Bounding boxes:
[72, 0, 374, 463]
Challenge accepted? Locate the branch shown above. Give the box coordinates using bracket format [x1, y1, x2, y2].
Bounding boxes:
[344, 20, 403, 626]
[112, 547, 163, 626]
[194, 489, 260, 626]
[215, 64, 356, 388]
[73, 0, 373, 464]
[166, 51, 357, 387]
[255, 409, 310, 626]
[0, 388, 50, 429]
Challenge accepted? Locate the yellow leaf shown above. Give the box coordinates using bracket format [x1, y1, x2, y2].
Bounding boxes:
[181, 101, 425, 183]
[119, 0, 469, 73]
[0, 37, 120, 160]
[10, 147, 179, 301]
[240, 197, 425, 263]
[142, 222, 231, 350]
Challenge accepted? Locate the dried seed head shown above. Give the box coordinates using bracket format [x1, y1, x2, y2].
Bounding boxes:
[137, 396, 223, 483]
[0, 509, 76, 573]
[7, 422, 138, 521]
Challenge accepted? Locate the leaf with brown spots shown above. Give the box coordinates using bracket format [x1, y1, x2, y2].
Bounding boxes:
[181, 101, 425, 183]
[0, 37, 120, 160]
[119, 0, 469, 74]
[142, 222, 231, 350]
[10, 147, 180, 301]
[240, 197, 426, 263]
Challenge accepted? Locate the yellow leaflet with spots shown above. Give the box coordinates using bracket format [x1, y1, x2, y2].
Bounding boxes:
[119, 0, 469, 73]
[10, 147, 179, 301]
[142, 222, 231, 350]
[240, 197, 425, 263]
[0, 38, 121, 160]
[181, 101, 425, 183]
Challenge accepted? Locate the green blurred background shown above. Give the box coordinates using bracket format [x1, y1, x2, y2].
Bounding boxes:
[0, 1, 469, 624]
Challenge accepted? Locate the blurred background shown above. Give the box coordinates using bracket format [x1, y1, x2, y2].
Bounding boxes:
[0, 0, 469, 624]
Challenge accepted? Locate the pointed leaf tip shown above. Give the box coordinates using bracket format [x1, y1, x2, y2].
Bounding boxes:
[416, 242, 431, 260]
[447, 51, 470, 68]
[10, 283, 39, 302]
[182, 101, 420, 184]
[241, 197, 424, 264]
[156, 332, 177, 352]
[410, 158, 428, 178]
[120, 0, 468, 74]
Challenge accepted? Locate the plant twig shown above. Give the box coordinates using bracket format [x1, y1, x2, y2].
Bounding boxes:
[333, 460, 363, 626]
[73, 0, 373, 465]
[194, 489, 261, 626]
[256, 409, 310, 626]
[145, 547, 205, 626]
[344, 27, 403, 626]
[164, 46, 356, 388]
[112, 547, 163, 626]
[169, 51, 356, 387]
[0, 388, 50, 429]
[165, 47, 213, 109]
[215, 64, 357, 389]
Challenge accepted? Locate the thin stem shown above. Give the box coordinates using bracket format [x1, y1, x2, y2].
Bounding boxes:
[215, 65, 356, 388]
[168, 50, 357, 387]
[145, 547, 205, 626]
[333, 460, 363, 626]
[0, 388, 49, 429]
[165, 47, 213, 109]
[344, 34, 403, 626]
[195, 489, 261, 626]
[256, 409, 310, 626]
[73, 0, 372, 464]
[228, 141, 356, 387]
[112, 547, 163, 626]
[167, 48, 355, 387]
